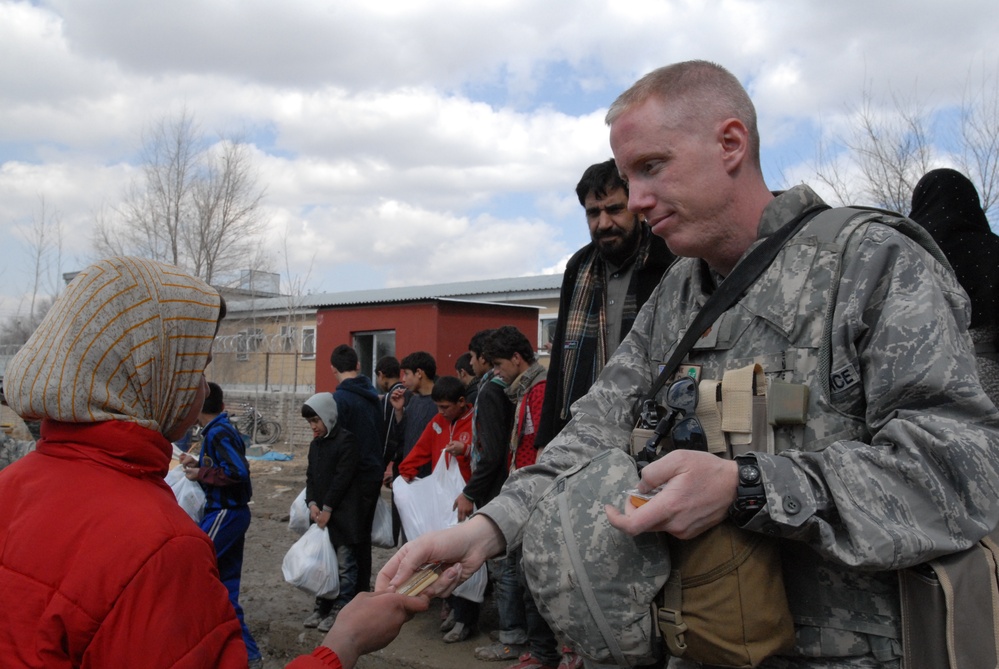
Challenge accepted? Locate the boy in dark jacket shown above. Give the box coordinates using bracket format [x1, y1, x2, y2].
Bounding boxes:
[301, 392, 366, 633]
[330, 344, 386, 594]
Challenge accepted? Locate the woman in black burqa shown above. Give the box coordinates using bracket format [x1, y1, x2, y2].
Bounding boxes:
[910, 167, 999, 407]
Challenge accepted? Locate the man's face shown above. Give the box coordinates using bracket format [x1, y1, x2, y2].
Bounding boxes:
[584, 187, 642, 265]
[469, 351, 491, 377]
[610, 96, 734, 269]
[307, 415, 327, 438]
[435, 399, 467, 422]
[492, 356, 521, 385]
[401, 368, 420, 391]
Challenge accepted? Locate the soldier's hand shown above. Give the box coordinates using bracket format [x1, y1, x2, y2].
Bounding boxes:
[606, 450, 739, 540]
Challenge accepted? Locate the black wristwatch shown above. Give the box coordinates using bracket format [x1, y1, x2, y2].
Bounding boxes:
[730, 455, 766, 523]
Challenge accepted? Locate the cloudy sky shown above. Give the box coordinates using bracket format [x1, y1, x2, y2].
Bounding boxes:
[2, 0, 998, 322]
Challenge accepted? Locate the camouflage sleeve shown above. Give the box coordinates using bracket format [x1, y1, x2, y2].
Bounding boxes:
[747, 223, 999, 568]
[478, 283, 665, 551]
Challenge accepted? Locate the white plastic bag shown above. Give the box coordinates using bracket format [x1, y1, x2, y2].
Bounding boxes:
[165, 465, 205, 523]
[371, 493, 395, 549]
[393, 452, 487, 602]
[289, 487, 310, 535]
[282, 524, 340, 598]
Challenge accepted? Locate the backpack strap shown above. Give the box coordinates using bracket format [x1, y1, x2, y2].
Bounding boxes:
[639, 203, 829, 444]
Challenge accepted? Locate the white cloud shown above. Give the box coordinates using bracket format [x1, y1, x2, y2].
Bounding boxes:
[2, 0, 998, 320]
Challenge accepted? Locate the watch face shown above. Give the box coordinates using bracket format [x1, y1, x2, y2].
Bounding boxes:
[739, 464, 761, 484]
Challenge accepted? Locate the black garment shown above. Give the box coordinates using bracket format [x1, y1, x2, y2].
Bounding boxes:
[536, 229, 674, 448]
[380, 382, 406, 468]
[464, 376, 480, 406]
[332, 376, 386, 483]
[305, 425, 367, 546]
[462, 372, 515, 506]
[910, 168, 999, 329]
[393, 392, 437, 479]
[332, 377, 385, 592]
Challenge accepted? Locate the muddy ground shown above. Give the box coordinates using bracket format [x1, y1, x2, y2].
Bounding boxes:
[236, 448, 504, 669]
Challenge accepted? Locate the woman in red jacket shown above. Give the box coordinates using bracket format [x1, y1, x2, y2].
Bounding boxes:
[0, 256, 451, 669]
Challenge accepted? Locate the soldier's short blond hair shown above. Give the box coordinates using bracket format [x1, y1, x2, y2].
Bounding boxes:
[606, 60, 761, 168]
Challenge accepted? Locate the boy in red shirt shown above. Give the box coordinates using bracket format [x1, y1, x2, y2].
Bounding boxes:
[396, 375, 478, 643]
[398, 376, 473, 483]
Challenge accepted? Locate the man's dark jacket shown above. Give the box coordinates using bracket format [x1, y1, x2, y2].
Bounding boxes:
[462, 371, 515, 506]
[536, 231, 674, 448]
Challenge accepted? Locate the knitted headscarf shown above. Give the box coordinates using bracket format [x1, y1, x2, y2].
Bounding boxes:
[5, 257, 221, 437]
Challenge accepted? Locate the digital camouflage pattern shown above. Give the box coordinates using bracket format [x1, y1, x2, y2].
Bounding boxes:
[481, 185, 999, 667]
[522, 447, 669, 666]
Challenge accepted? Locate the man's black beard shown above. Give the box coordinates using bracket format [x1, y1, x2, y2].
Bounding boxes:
[594, 218, 642, 266]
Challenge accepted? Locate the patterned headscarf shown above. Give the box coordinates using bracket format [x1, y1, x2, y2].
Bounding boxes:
[5, 257, 221, 437]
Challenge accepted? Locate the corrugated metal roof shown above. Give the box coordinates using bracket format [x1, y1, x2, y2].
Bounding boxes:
[226, 273, 563, 314]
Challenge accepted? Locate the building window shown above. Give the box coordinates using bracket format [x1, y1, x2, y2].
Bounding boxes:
[353, 330, 396, 379]
[302, 326, 316, 360]
[236, 328, 263, 362]
[281, 325, 298, 353]
[236, 331, 248, 362]
[539, 317, 558, 354]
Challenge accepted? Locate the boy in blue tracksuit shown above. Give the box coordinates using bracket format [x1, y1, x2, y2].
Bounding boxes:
[180, 382, 261, 666]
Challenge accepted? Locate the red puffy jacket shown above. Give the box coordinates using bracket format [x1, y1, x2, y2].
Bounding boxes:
[0, 420, 249, 668]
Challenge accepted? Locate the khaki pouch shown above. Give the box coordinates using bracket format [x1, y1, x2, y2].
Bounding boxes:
[900, 528, 999, 669]
[658, 523, 795, 668]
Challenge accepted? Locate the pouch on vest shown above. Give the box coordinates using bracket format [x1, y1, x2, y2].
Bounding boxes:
[899, 527, 999, 669]
[522, 447, 670, 667]
[656, 364, 795, 668]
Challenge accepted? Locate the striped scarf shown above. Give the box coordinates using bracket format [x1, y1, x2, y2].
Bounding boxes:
[5, 256, 220, 437]
[558, 227, 652, 421]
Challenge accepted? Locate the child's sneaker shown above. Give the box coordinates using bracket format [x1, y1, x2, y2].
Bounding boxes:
[443, 621, 475, 643]
[302, 610, 322, 628]
[504, 652, 558, 669]
[475, 641, 528, 661]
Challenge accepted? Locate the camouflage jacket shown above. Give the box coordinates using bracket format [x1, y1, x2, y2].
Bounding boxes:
[480, 185, 999, 662]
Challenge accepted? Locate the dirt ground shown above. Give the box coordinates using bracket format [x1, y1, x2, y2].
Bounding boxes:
[236, 449, 504, 669]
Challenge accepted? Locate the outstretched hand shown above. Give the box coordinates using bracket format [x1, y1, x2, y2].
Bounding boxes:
[376, 515, 504, 596]
[319, 589, 442, 669]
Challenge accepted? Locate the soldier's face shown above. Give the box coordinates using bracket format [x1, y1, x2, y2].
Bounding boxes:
[610, 96, 735, 269]
[585, 187, 642, 265]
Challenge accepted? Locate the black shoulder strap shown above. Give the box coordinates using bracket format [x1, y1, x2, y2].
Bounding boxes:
[641, 203, 829, 406]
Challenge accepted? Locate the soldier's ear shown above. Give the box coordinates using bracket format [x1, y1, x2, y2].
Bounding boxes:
[718, 117, 749, 174]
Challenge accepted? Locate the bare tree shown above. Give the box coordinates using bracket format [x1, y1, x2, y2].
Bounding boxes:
[2, 197, 64, 346]
[959, 66, 999, 218]
[188, 138, 267, 285]
[813, 86, 933, 213]
[93, 110, 271, 285]
[23, 196, 64, 322]
[812, 73, 999, 221]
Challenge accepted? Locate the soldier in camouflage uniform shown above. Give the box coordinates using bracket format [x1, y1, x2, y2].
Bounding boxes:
[379, 61, 999, 668]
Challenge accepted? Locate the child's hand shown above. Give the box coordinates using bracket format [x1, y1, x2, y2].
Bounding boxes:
[178, 453, 197, 467]
[444, 440, 466, 456]
[183, 466, 199, 481]
[390, 387, 406, 412]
